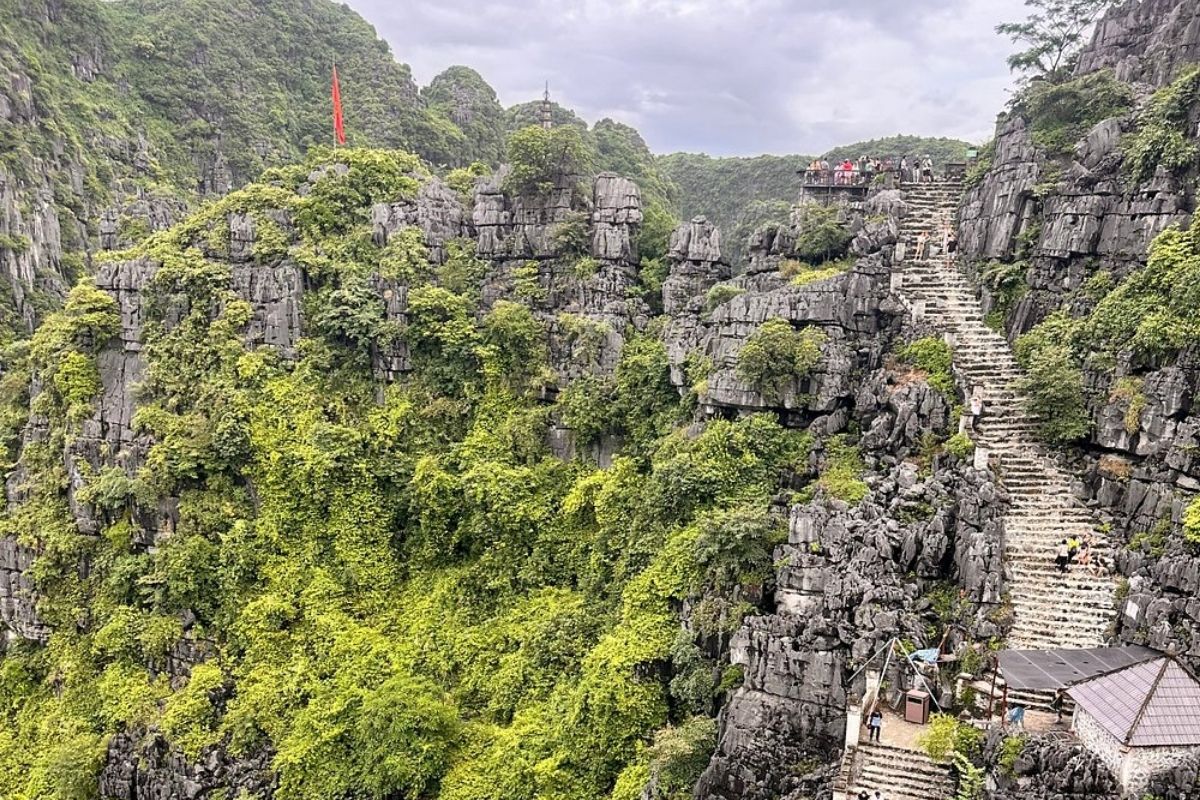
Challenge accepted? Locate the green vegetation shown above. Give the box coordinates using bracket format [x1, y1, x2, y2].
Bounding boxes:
[998, 734, 1026, 778]
[1083, 216, 1200, 358]
[963, 141, 995, 189]
[791, 203, 853, 264]
[735, 319, 827, 403]
[704, 284, 745, 312]
[1109, 377, 1146, 435]
[781, 257, 853, 287]
[996, 0, 1120, 80]
[1014, 312, 1092, 444]
[920, 713, 983, 762]
[1123, 66, 1200, 183]
[504, 126, 592, 196]
[1014, 70, 1134, 155]
[897, 337, 956, 404]
[655, 153, 806, 259]
[1128, 519, 1169, 557]
[0, 149, 824, 798]
[1008, 216, 1200, 446]
[816, 436, 869, 504]
[821, 135, 971, 167]
[945, 433, 975, 460]
[422, 66, 507, 166]
[1183, 498, 1200, 545]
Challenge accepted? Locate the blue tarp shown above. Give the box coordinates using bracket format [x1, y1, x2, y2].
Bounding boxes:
[908, 648, 940, 664]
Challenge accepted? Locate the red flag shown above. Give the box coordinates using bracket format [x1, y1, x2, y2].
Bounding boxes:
[332, 65, 346, 146]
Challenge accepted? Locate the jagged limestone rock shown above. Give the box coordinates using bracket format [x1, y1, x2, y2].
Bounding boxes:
[1076, 0, 1200, 87]
[983, 728, 1121, 799]
[99, 731, 275, 800]
[662, 216, 730, 315]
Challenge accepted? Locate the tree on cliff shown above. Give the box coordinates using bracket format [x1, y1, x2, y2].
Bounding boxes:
[997, 0, 1119, 80]
[504, 125, 592, 195]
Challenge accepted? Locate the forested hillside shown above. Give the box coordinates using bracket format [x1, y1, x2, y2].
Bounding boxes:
[656, 136, 972, 266]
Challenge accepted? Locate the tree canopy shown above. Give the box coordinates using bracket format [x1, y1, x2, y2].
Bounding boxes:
[996, 0, 1119, 80]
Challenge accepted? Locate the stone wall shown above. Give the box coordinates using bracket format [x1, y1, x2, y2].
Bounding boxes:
[1071, 706, 1200, 797]
[1073, 708, 1127, 785]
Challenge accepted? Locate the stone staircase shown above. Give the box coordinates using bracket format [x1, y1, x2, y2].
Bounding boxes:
[892, 181, 1118, 651]
[833, 743, 956, 800]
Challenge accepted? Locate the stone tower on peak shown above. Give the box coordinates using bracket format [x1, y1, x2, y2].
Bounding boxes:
[541, 82, 553, 130]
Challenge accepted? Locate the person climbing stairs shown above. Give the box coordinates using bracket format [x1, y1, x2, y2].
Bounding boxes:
[890, 181, 1118, 651]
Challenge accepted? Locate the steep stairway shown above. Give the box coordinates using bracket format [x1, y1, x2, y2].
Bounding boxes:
[833, 743, 956, 800]
[891, 181, 1118, 651]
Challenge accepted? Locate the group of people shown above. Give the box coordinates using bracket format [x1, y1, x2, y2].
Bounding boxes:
[1054, 534, 1103, 576]
[804, 155, 938, 187]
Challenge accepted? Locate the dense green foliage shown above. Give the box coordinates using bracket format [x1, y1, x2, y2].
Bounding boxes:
[1014, 70, 1134, 154]
[920, 713, 983, 762]
[791, 203, 853, 264]
[505, 125, 593, 196]
[1008, 216, 1200, 445]
[977, 260, 1028, 331]
[422, 66, 507, 167]
[821, 135, 971, 167]
[1123, 66, 1200, 183]
[735, 320, 827, 403]
[814, 436, 868, 504]
[1014, 312, 1092, 443]
[1184, 497, 1200, 544]
[996, 0, 1119, 79]
[781, 257, 852, 288]
[897, 337, 956, 404]
[0, 149, 824, 799]
[655, 153, 805, 258]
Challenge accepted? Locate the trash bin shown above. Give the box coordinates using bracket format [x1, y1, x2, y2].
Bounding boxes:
[905, 690, 931, 724]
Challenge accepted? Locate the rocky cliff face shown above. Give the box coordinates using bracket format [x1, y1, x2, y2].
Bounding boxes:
[655, 195, 1008, 799]
[1076, 0, 1200, 86]
[959, 0, 1200, 668]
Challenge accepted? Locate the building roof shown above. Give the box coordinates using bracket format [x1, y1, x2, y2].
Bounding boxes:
[1067, 656, 1200, 747]
[998, 646, 1157, 691]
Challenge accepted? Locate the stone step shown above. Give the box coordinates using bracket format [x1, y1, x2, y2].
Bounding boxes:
[894, 186, 1114, 649]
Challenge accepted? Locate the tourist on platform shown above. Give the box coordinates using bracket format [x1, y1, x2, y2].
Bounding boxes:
[1055, 539, 1071, 573]
[922, 156, 935, 182]
[899, 156, 908, 182]
[1007, 703, 1026, 729]
[867, 708, 883, 742]
[842, 159, 856, 185]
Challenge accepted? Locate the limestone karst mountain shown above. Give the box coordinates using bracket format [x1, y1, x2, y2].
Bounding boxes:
[1, 0, 1200, 798]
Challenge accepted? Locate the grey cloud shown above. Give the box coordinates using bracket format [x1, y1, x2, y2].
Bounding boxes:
[347, 0, 1030, 156]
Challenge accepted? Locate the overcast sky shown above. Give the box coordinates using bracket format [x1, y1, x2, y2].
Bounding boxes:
[344, 0, 1033, 157]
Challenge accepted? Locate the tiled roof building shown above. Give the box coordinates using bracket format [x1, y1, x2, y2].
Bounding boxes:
[1068, 656, 1200, 795]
